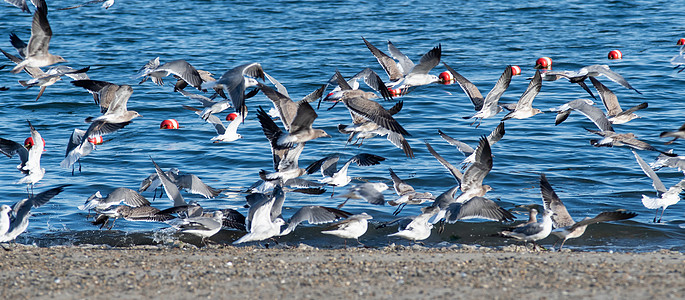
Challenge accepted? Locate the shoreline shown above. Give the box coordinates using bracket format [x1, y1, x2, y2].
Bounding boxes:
[1, 243, 683, 299]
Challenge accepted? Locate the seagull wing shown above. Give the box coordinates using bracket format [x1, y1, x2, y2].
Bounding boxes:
[539, 173, 574, 228]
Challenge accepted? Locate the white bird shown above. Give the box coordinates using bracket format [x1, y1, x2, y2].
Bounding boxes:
[388, 168, 435, 215]
[10, 0, 67, 74]
[541, 173, 637, 250]
[500, 208, 553, 250]
[542, 64, 641, 95]
[166, 210, 224, 245]
[633, 150, 685, 223]
[0, 185, 67, 246]
[322, 213, 373, 246]
[78, 188, 150, 211]
[321, 68, 392, 102]
[0, 120, 45, 195]
[305, 153, 385, 190]
[650, 150, 685, 172]
[501, 70, 543, 121]
[423, 141, 514, 224]
[336, 182, 388, 209]
[362, 37, 442, 92]
[201, 62, 265, 114]
[589, 77, 647, 125]
[184, 105, 245, 143]
[136, 58, 204, 91]
[387, 206, 438, 242]
[178, 89, 231, 121]
[233, 189, 286, 245]
[279, 205, 351, 236]
[60, 128, 102, 174]
[72, 80, 141, 145]
[448, 63, 512, 127]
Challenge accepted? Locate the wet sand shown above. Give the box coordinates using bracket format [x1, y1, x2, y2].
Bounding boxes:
[1, 243, 683, 299]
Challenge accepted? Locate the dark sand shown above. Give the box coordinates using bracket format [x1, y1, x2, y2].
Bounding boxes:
[1, 243, 683, 299]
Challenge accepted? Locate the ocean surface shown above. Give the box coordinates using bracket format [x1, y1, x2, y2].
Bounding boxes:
[0, 0, 683, 251]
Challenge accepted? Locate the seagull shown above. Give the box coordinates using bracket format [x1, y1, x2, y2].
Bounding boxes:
[388, 168, 435, 215]
[166, 210, 224, 245]
[92, 205, 174, 230]
[589, 77, 647, 125]
[78, 188, 150, 212]
[305, 153, 385, 192]
[321, 213, 373, 246]
[138, 166, 222, 199]
[387, 206, 438, 242]
[650, 150, 685, 172]
[338, 98, 413, 158]
[0, 185, 67, 247]
[10, 0, 67, 74]
[437, 122, 505, 168]
[541, 64, 641, 95]
[336, 182, 388, 209]
[0, 47, 88, 101]
[0, 120, 45, 195]
[233, 188, 287, 245]
[201, 62, 265, 115]
[18, 65, 90, 101]
[278, 205, 352, 236]
[540, 173, 637, 250]
[256, 97, 329, 149]
[178, 89, 232, 121]
[499, 208, 553, 250]
[183, 105, 245, 142]
[423, 141, 514, 224]
[321, 68, 392, 103]
[660, 123, 685, 145]
[76, 82, 141, 145]
[633, 150, 685, 223]
[501, 70, 543, 121]
[59, 128, 102, 174]
[136, 58, 204, 91]
[553, 99, 670, 155]
[453, 136, 494, 203]
[362, 37, 442, 92]
[552, 98, 610, 129]
[447, 63, 512, 127]
[330, 70, 413, 157]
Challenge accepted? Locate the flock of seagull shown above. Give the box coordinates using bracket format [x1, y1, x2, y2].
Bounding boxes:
[0, 0, 684, 251]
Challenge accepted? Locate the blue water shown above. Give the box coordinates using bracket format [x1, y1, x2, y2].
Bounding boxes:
[0, 0, 683, 251]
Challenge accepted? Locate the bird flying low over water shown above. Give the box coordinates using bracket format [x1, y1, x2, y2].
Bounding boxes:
[1, 185, 68, 247]
[588, 77, 647, 125]
[10, 0, 67, 74]
[540, 173, 637, 249]
[201, 62, 265, 116]
[137, 57, 205, 91]
[0, 120, 45, 196]
[446, 63, 512, 128]
[362, 37, 442, 93]
[633, 150, 685, 223]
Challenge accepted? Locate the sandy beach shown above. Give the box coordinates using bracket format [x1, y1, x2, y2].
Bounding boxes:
[1, 243, 683, 299]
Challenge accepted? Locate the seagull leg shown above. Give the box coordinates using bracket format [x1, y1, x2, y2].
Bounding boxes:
[336, 198, 350, 209]
[653, 208, 659, 223]
[558, 239, 567, 251]
[392, 203, 406, 216]
[1, 243, 10, 251]
[658, 207, 666, 223]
